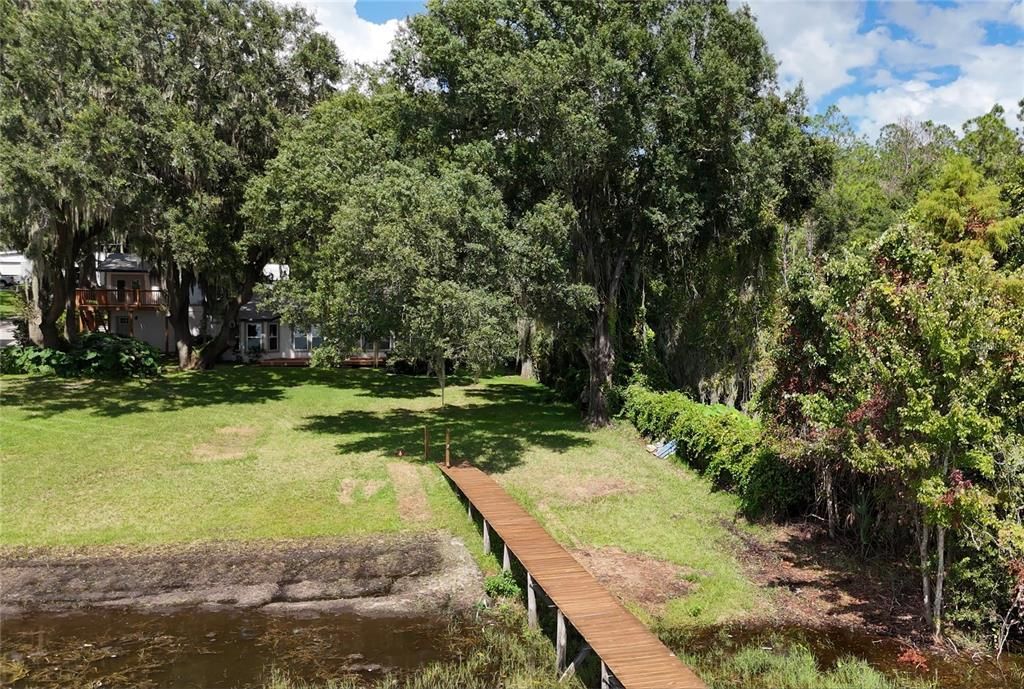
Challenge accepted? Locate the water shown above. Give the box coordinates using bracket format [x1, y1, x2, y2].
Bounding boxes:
[3, 609, 1022, 688]
[1, 608, 457, 688]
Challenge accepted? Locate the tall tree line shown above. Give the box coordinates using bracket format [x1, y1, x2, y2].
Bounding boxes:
[1, 0, 340, 366]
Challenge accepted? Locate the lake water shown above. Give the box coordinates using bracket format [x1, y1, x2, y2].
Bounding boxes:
[2, 608, 457, 688]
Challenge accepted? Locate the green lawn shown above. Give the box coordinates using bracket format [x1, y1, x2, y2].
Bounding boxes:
[0, 366, 764, 625]
[0, 289, 22, 319]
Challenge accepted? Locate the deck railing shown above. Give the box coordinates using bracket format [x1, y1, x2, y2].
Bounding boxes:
[75, 288, 164, 309]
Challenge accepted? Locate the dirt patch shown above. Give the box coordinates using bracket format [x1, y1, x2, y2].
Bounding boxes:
[191, 426, 260, 462]
[0, 533, 482, 618]
[216, 426, 258, 438]
[337, 479, 358, 504]
[387, 463, 431, 523]
[727, 520, 924, 638]
[362, 479, 386, 498]
[191, 444, 246, 461]
[551, 477, 638, 503]
[572, 547, 692, 612]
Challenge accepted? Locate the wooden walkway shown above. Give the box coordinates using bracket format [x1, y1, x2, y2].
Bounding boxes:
[439, 463, 706, 689]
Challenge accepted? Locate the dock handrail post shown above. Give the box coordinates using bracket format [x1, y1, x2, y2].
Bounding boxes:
[483, 519, 491, 553]
[445, 427, 451, 468]
[556, 609, 567, 674]
[502, 544, 511, 571]
[527, 573, 538, 629]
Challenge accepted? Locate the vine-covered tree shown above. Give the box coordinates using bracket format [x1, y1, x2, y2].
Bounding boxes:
[391, 0, 829, 425]
[0, 0, 158, 347]
[143, 0, 342, 368]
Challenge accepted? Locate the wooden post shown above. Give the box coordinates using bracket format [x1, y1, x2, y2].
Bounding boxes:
[556, 609, 567, 674]
[468, 502, 473, 520]
[502, 543, 511, 571]
[423, 427, 429, 462]
[445, 427, 451, 468]
[527, 573, 538, 629]
[601, 661, 610, 689]
[483, 519, 491, 553]
[559, 644, 591, 683]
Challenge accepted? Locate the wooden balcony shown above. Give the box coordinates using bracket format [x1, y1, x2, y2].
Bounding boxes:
[75, 287, 164, 310]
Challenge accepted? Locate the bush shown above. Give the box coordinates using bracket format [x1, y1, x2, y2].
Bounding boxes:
[0, 332, 161, 378]
[308, 344, 347, 369]
[484, 570, 521, 599]
[622, 384, 811, 517]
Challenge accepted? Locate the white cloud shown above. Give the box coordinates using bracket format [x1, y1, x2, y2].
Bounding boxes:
[1012, 0, 1024, 26]
[734, 0, 1024, 138]
[298, 0, 402, 64]
[739, 0, 879, 101]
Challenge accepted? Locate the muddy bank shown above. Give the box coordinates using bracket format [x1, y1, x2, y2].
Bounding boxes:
[0, 532, 482, 617]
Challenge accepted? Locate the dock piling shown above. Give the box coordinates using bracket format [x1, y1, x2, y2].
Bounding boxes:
[556, 609, 567, 674]
[527, 573, 538, 629]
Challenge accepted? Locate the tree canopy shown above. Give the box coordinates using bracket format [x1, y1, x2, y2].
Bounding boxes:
[384, 0, 830, 424]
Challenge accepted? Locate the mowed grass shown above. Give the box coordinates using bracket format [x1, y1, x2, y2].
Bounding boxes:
[0, 366, 764, 625]
[0, 289, 22, 319]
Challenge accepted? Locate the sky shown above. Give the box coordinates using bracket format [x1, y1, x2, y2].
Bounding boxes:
[301, 0, 1024, 139]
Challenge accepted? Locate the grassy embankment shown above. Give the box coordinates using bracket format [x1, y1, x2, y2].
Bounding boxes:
[0, 367, 929, 688]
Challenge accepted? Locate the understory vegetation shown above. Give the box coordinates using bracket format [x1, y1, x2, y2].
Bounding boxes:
[0, 332, 160, 378]
[681, 641, 932, 689]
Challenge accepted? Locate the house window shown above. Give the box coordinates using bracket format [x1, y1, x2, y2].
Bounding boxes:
[246, 322, 263, 353]
[267, 323, 279, 351]
[293, 325, 322, 351]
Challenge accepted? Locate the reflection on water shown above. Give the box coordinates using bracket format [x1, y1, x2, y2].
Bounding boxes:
[1, 608, 456, 688]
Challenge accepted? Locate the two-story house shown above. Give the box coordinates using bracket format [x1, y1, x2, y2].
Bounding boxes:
[74, 252, 392, 365]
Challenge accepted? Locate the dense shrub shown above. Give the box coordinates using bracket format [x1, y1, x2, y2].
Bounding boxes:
[0, 332, 160, 378]
[308, 344, 347, 368]
[622, 384, 810, 517]
[484, 570, 521, 599]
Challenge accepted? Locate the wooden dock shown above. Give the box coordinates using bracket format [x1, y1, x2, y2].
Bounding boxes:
[439, 462, 706, 689]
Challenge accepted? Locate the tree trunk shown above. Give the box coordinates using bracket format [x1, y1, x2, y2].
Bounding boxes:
[932, 451, 950, 637]
[195, 297, 244, 369]
[518, 317, 535, 379]
[28, 262, 68, 349]
[824, 464, 838, 539]
[164, 262, 198, 368]
[585, 305, 614, 427]
[933, 524, 946, 637]
[436, 352, 446, 407]
[918, 513, 933, 628]
[195, 257, 269, 368]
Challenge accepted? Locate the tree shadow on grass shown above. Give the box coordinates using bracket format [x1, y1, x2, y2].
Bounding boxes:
[0, 366, 472, 420]
[299, 382, 591, 474]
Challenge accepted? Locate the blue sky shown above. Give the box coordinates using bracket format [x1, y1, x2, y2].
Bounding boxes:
[305, 1, 1024, 137]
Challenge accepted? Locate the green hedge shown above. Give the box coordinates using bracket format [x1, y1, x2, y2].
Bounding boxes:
[0, 332, 161, 378]
[621, 384, 810, 518]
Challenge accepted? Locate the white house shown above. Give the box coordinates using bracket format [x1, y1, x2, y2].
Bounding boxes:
[0, 250, 30, 286]
[74, 252, 392, 365]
